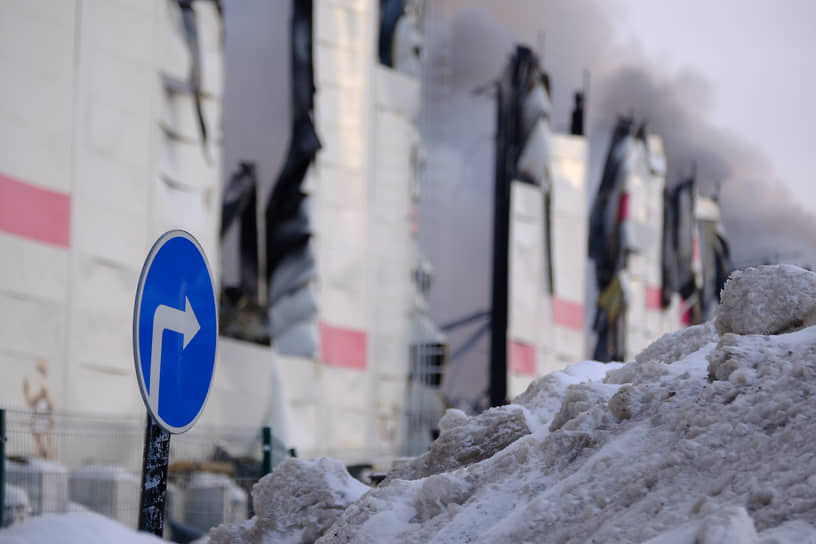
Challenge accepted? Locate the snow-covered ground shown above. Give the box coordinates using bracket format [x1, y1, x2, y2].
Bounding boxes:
[0, 512, 163, 544]
[5, 265, 816, 543]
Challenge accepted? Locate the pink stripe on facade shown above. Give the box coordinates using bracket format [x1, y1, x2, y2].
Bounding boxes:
[617, 192, 630, 222]
[646, 286, 663, 310]
[681, 306, 693, 326]
[509, 340, 535, 375]
[319, 321, 367, 369]
[552, 297, 584, 331]
[0, 172, 70, 247]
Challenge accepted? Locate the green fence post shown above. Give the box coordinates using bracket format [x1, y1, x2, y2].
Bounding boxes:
[261, 427, 272, 476]
[1, 409, 6, 528]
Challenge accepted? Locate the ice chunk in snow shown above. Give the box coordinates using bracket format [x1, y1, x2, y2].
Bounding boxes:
[207, 458, 368, 544]
[514, 360, 623, 431]
[716, 265, 816, 336]
[384, 405, 531, 482]
[642, 505, 759, 544]
[438, 409, 468, 433]
[605, 323, 717, 385]
[549, 382, 621, 431]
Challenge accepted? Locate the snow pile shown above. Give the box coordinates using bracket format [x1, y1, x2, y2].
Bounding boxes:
[208, 458, 368, 544]
[716, 264, 816, 335]
[211, 266, 816, 543]
[0, 512, 162, 544]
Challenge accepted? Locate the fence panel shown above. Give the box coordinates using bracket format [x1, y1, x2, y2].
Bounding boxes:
[1, 408, 287, 538]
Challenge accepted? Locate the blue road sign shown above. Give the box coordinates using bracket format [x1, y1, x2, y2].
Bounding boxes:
[133, 230, 217, 433]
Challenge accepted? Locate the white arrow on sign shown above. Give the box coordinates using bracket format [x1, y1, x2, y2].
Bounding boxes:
[148, 297, 200, 413]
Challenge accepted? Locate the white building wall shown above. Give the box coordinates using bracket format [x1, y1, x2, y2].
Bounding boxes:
[507, 134, 588, 399]
[549, 134, 588, 371]
[0, 0, 223, 419]
[307, 0, 414, 463]
[310, 0, 375, 462]
[369, 66, 417, 460]
[508, 182, 548, 399]
[622, 134, 682, 360]
[0, 1, 78, 412]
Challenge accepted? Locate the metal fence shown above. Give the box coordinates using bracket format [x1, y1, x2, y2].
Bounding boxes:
[403, 342, 447, 457]
[0, 408, 289, 540]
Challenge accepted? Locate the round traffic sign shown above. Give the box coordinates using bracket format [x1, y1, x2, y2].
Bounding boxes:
[133, 230, 218, 433]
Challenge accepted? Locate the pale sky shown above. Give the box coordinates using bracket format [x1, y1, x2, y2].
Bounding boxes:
[616, 0, 815, 212]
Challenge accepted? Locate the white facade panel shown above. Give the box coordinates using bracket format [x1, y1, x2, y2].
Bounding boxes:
[313, 163, 366, 211]
[83, 101, 152, 169]
[0, 294, 66, 363]
[67, 363, 142, 416]
[69, 308, 132, 372]
[509, 182, 543, 345]
[85, 51, 154, 118]
[0, 61, 73, 142]
[83, 0, 156, 68]
[316, 86, 365, 132]
[553, 327, 584, 363]
[202, 338, 283, 430]
[70, 256, 137, 316]
[315, 122, 367, 171]
[0, 116, 73, 194]
[319, 365, 369, 453]
[0, 233, 68, 303]
[275, 353, 320, 453]
[550, 134, 587, 308]
[71, 198, 147, 266]
[315, 43, 367, 90]
[375, 66, 420, 121]
[316, 2, 368, 53]
[0, 4, 76, 82]
[67, 257, 136, 375]
[551, 209, 586, 302]
[74, 153, 150, 218]
[318, 256, 368, 330]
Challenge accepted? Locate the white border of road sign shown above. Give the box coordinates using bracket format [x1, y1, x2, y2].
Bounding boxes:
[133, 230, 218, 434]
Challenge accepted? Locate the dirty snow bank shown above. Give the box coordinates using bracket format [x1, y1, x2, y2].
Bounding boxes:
[213, 266, 816, 543]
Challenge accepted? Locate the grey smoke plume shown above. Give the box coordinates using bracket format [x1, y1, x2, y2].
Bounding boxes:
[595, 66, 816, 264]
[420, 1, 816, 405]
[430, 0, 816, 265]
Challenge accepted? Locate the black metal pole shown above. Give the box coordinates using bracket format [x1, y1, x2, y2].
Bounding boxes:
[489, 81, 510, 408]
[261, 426, 272, 476]
[1, 409, 6, 528]
[138, 413, 171, 536]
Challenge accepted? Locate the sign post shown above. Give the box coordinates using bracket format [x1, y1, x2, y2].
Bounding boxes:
[137, 415, 171, 534]
[133, 230, 217, 536]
